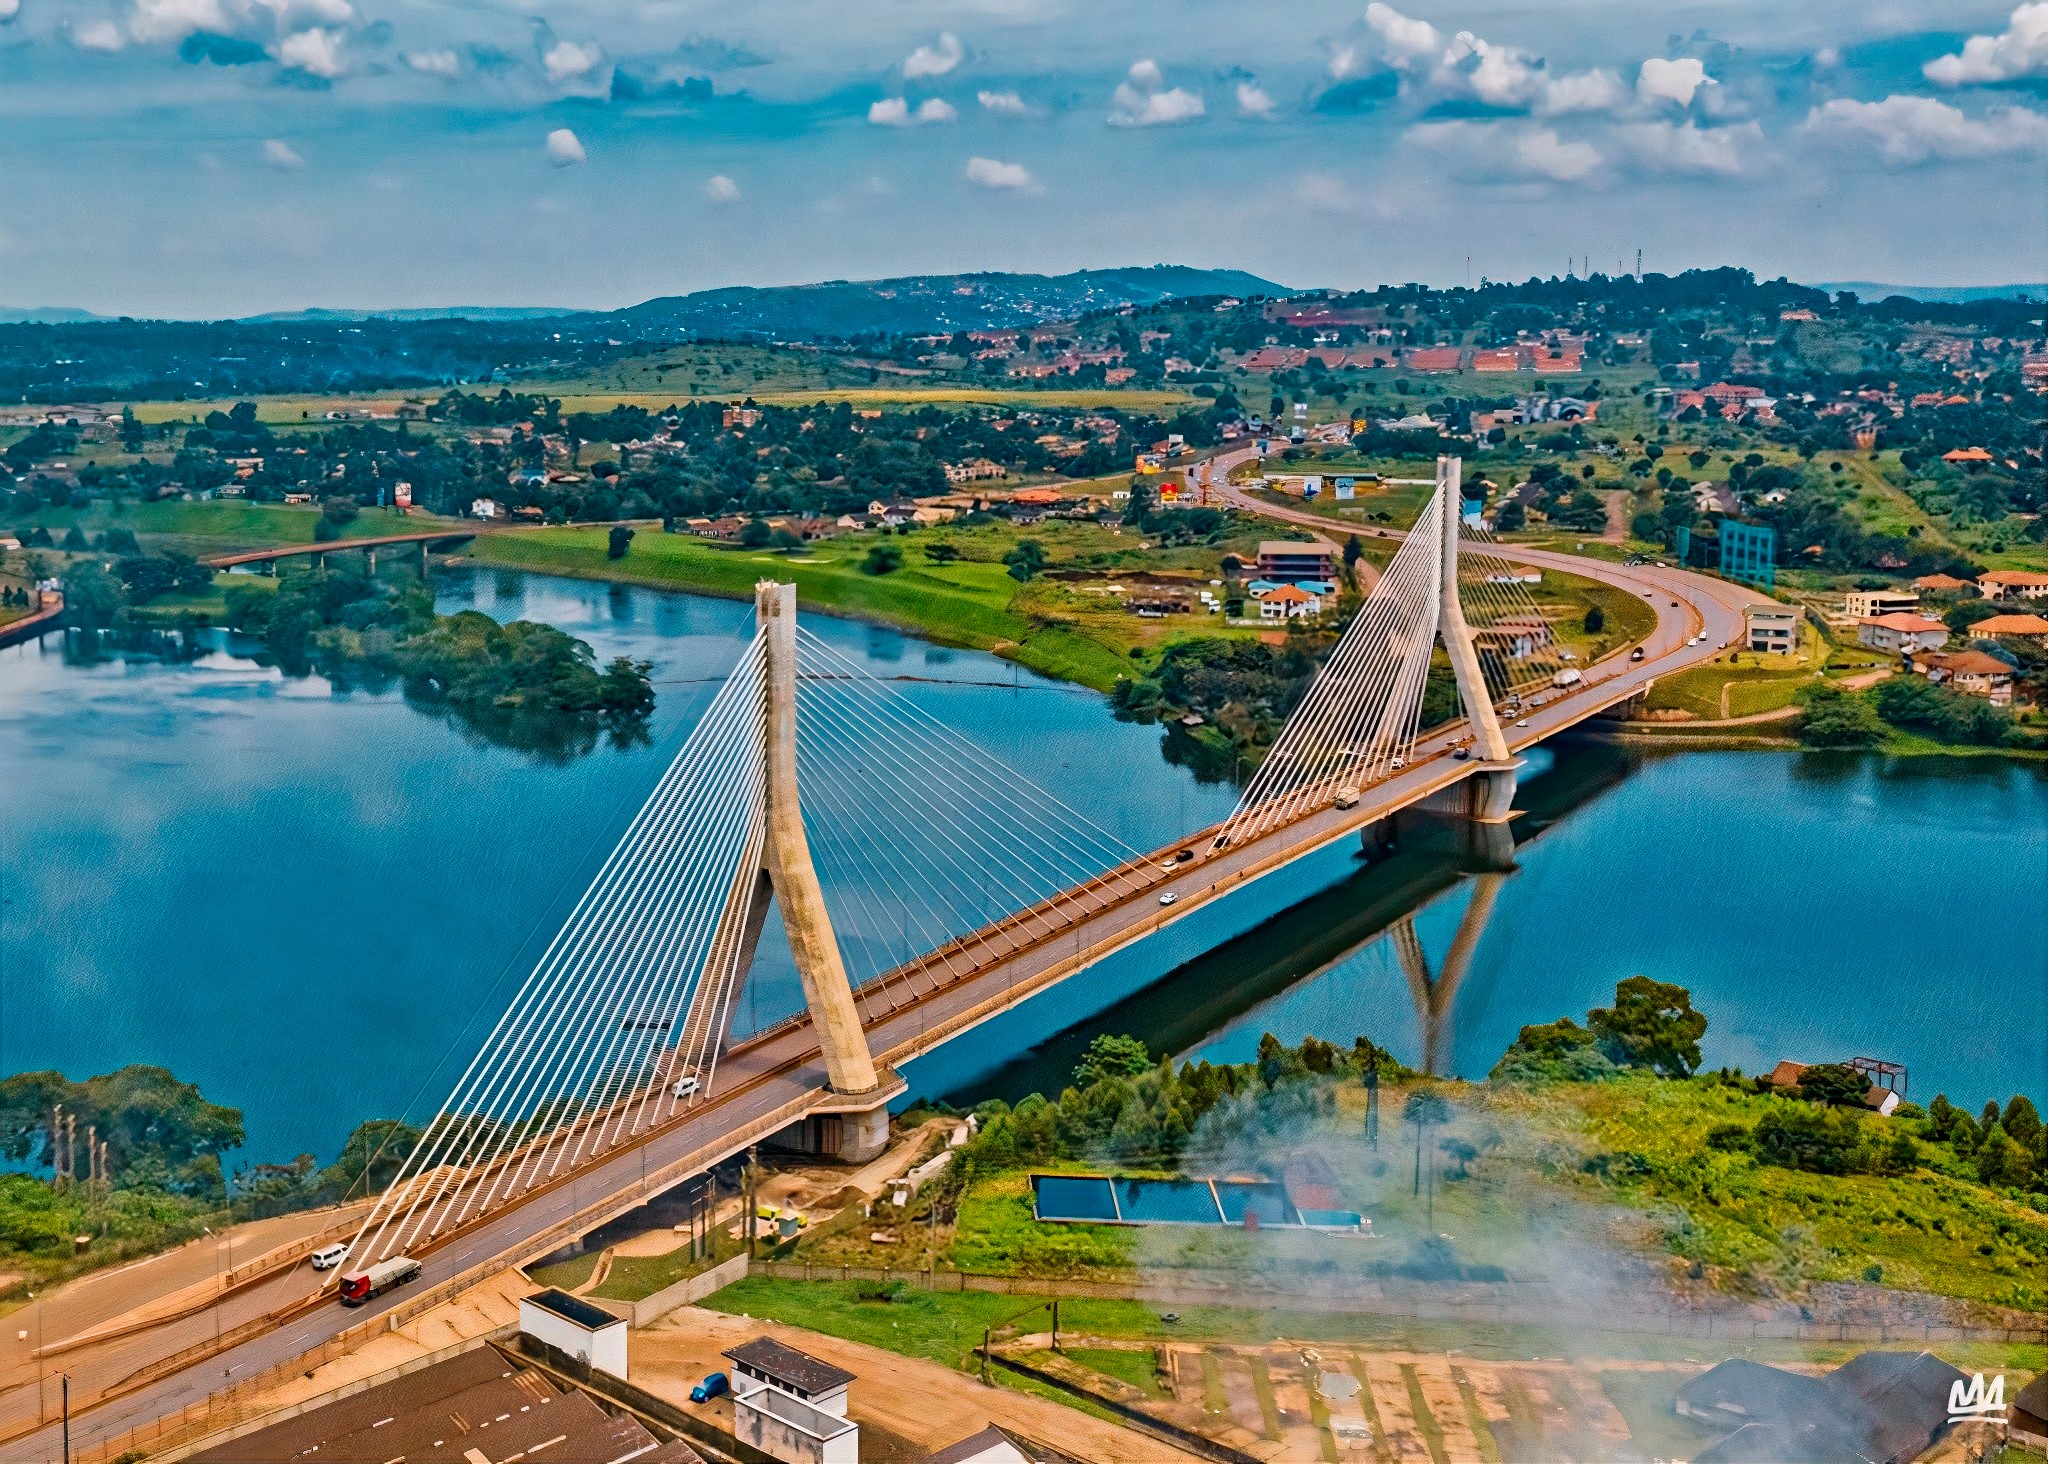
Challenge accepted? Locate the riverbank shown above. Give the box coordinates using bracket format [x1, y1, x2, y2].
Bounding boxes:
[461, 519, 1259, 693]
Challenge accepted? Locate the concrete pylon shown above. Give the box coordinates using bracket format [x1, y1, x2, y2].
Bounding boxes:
[1392, 870, 1507, 1076]
[753, 581, 885, 1103]
[1435, 456, 1521, 823]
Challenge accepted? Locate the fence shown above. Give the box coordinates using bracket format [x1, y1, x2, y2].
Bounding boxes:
[610, 1253, 753, 1328]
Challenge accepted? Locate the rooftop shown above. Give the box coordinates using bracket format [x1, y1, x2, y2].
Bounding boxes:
[723, 1334, 857, 1395]
[1923, 650, 2014, 675]
[1860, 613, 1945, 631]
[1973, 613, 2048, 635]
[524, 1287, 626, 1331]
[1257, 538, 1338, 558]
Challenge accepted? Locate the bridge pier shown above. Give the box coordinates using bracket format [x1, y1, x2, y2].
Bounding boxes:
[1464, 758, 1524, 825]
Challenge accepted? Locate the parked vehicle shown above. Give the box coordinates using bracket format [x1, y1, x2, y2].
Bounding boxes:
[691, 1371, 730, 1404]
[309, 1243, 349, 1271]
[338, 1255, 420, 1306]
[1334, 786, 1360, 809]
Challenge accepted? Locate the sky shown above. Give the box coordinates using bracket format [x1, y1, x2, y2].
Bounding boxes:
[1, 0, 2044, 317]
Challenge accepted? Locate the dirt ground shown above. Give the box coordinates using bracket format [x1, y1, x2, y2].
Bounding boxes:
[634, 1305, 1199, 1462]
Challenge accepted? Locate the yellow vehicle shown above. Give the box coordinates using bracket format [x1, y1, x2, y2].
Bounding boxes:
[756, 1204, 780, 1222]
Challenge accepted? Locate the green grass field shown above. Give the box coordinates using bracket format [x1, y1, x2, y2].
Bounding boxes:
[10, 499, 457, 558]
[464, 521, 1250, 691]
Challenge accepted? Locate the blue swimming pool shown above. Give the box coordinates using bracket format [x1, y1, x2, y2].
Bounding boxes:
[1029, 1174, 1363, 1230]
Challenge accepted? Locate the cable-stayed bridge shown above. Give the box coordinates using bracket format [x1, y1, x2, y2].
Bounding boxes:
[3, 458, 1765, 1462]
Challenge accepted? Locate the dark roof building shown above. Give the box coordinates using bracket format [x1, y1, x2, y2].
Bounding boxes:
[927, 1423, 1090, 1464]
[190, 1346, 702, 1464]
[2012, 1372, 2048, 1450]
[1676, 1358, 1833, 1430]
[722, 1335, 857, 1409]
[1679, 1350, 1970, 1464]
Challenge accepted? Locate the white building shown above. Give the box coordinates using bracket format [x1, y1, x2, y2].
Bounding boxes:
[1744, 604, 1800, 656]
[518, 1288, 627, 1379]
[1856, 613, 1948, 654]
[735, 1383, 859, 1464]
[1844, 589, 1919, 619]
[723, 1336, 855, 1417]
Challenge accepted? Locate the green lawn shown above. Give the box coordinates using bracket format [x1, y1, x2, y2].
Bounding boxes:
[465, 521, 1245, 692]
[11, 500, 454, 558]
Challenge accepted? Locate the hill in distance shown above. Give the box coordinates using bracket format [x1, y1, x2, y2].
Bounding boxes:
[611, 265, 1288, 339]
[1812, 281, 2048, 304]
[0, 306, 109, 324]
[240, 305, 590, 323]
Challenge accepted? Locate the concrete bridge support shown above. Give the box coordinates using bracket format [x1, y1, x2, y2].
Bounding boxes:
[1436, 457, 1524, 826]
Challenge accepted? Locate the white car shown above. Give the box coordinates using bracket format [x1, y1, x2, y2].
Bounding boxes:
[1389, 756, 1405, 770]
[1514, 718, 1529, 727]
[1158, 892, 1178, 906]
[670, 1074, 701, 1100]
[310, 1243, 349, 1271]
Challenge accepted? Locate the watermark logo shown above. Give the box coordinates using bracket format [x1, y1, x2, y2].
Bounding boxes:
[1948, 1372, 2005, 1421]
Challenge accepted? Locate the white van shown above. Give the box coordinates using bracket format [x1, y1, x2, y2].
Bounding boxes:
[310, 1243, 349, 1271]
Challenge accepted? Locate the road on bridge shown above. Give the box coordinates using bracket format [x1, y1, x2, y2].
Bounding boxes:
[0, 462, 1770, 1462]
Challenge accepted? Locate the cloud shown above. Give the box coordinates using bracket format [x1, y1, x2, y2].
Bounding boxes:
[965, 155, 1032, 189]
[868, 96, 956, 126]
[1409, 119, 1603, 182]
[542, 38, 603, 85]
[1540, 68, 1628, 116]
[544, 127, 586, 167]
[130, 0, 231, 44]
[0, 0, 17, 21]
[1236, 80, 1277, 118]
[402, 47, 461, 77]
[1802, 93, 2048, 165]
[977, 89, 1033, 117]
[1110, 59, 1204, 126]
[903, 31, 962, 79]
[1637, 57, 1713, 107]
[262, 138, 304, 169]
[705, 174, 738, 202]
[274, 25, 345, 77]
[1364, 1, 1443, 67]
[74, 18, 128, 50]
[1616, 119, 1762, 176]
[1925, 3, 2048, 86]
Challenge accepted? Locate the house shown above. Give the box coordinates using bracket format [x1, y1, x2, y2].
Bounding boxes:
[944, 458, 1006, 484]
[186, 1347, 702, 1464]
[1743, 603, 1800, 655]
[723, 406, 762, 430]
[1843, 589, 1919, 619]
[1972, 612, 2048, 640]
[1941, 446, 1994, 465]
[1680, 1351, 1965, 1464]
[519, 1288, 628, 1379]
[1979, 569, 2048, 601]
[1474, 614, 1553, 659]
[927, 1425, 1086, 1464]
[1856, 612, 1948, 653]
[1915, 649, 2015, 705]
[734, 1384, 858, 1464]
[2013, 1373, 2048, 1452]
[1256, 538, 1338, 583]
[1914, 572, 1974, 595]
[723, 1336, 855, 1416]
[1764, 1062, 1902, 1114]
[470, 497, 503, 519]
[1258, 584, 1321, 620]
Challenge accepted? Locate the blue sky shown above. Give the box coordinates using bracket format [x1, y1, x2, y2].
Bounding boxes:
[1, 0, 2043, 316]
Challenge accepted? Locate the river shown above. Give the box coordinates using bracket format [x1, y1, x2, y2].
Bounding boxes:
[1, 570, 2041, 1173]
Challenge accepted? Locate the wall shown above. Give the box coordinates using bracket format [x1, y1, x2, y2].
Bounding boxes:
[625, 1252, 753, 1328]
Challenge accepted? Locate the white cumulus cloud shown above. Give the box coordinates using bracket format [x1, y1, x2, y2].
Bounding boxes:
[544, 127, 587, 167]
[1637, 57, 1713, 107]
[977, 89, 1033, 117]
[1515, 126, 1602, 180]
[1236, 80, 1277, 118]
[1409, 119, 1603, 183]
[1617, 119, 1762, 176]
[1803, 94, 2048, 166]
[1110, 59, 1203, 127]
[1363, 1, 1443, 67]
[965, 155, 1032, 189]
[129, 0, 229, 44]
[262, 138, 305, 169]
[868, 96, 956, 126]
[705, 174, 738, 201]
[0, 0, 23, 21]
[1355, 6, 1629, 118]
[542, 38, 603, 85]
[275, 26, 345, 77]
[73, 18, 128, 49]
[1539, 68, 1628, 116]
[1925, 2, 2048, 85]
[403, 47, 461, 77]
[903, 31, 962, 79]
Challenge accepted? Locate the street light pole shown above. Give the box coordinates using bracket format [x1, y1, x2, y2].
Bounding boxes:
[60, 1373, 69, 1464]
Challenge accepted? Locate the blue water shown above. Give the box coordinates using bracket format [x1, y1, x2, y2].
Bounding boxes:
[1193, 751, 2048, 1110]
[2, 570, 2041, 1178]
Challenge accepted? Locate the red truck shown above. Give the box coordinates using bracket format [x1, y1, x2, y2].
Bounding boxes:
[337, 1255, 420, 1306]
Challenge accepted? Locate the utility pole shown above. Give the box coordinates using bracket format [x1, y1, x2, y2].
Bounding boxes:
[1636, 247, 1643, 280]
[60, 1374, 69, 1464]
[50, 1105, 64, 1188]
[745, 1145, 758, 1258]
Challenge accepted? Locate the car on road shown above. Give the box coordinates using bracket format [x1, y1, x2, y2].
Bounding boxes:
[671, 1073, 701, 1100]
[310, 1243, 348, 1271]
[1630, 647, 1646, 662]
[1158, 892, 1178, 906]
[1671, 600, 1680, 607]
[1514, 719, 1529, 727]
[691, 1372, 730, 1404]
[1453, 747, 1471, 760]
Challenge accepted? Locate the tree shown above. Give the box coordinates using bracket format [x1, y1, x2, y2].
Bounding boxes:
[1004, 539, 1047, 582]
[861, 543, 904, 575]
[1489, 1016, 1617, 1082]
[924, 541, 960, 564]
[328, 1117, 421, 1196]
[62, 525, 90, 551]
[1074, 1034, 1151, 1088]
[1586, 975, 1707, 1077]
[61, 560, 126, 630]
[606, 524, 635, 560]
[1494, 501, 1526, 532]
[1343, 535, 1363, 576]
[1794, 1062, 1869, 1108]
[1796, 683, 1886, 749]
[1582, 604, 1605, 634]
[737, 518, 773, 548]
[1972, 1124, 2033, 1188]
